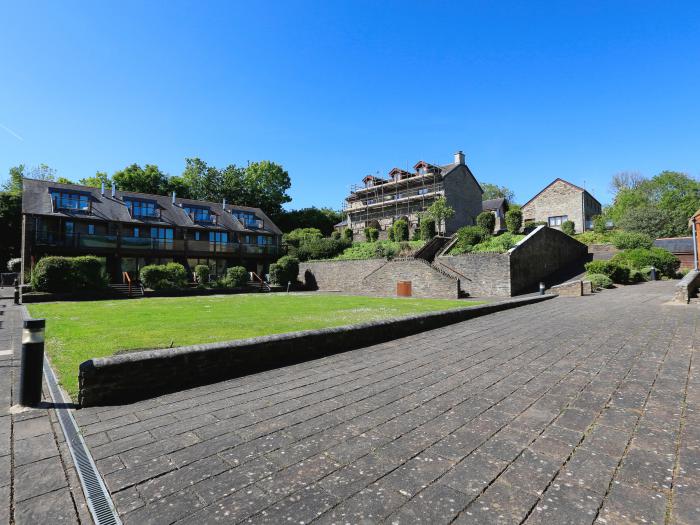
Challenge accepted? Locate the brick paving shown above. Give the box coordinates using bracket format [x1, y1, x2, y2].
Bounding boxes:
[67, 281, 699, 524]
[0, 294, 90, 524]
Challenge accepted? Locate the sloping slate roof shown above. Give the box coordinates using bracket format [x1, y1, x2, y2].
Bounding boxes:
[22, 178, 282, 235]
[482, 198, 506, 211]
[653, 237, 694, 253]
[522, 178, 601, 209]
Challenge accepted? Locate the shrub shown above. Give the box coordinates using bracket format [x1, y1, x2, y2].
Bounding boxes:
[334, 240, 424, 260]
[612, 231, 653, 250]
[342, 228, 353, 242]
[31, 256, 79, 293]
[411, 229, 421, 241]
[611, 247, 680, 277]
[140, 262, 187, 290]
[586, 273, 613, 290]
[194, 264, 210, 283]
[561, 220, 575, 236]
[387, 227, 395, 241]
[269, 255, 299, 285]
[471, 233, 524, 253]
[225, 266, 248, 288]
[476, 212, 496, 233]
[419, 217, 436, 240]
[583, 260, 630, 283]
[331, 231, 341, 240]
[284, 228, 323, 247]
[364, 227, 379, 242]
[453, 226, 487, 254]
[505, 209, 522, 233]
[6, 258, 21, 272]
[593, 215, 607, 234]
[31, 255, 107, 292]
[293, 237, 350, 261]
[393, 219, 409, 242]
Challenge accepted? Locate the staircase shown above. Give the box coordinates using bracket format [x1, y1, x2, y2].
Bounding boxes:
[108, 283, 144, 298]
[414, 236, 452, 263]
[247, 272, 271, 292]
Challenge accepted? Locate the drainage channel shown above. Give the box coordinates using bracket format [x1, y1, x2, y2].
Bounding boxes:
[43, 359, 122, 525]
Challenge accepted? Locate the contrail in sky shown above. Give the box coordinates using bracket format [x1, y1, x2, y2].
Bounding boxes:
[0, 124, 24, 141]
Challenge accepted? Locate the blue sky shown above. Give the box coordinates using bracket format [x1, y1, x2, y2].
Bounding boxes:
[1, 1, 699, 209]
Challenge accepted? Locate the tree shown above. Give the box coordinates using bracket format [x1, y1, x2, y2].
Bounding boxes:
[476, 211, 496, 233]
[273, 207, 343, 236]
[425, 197, 455, 235]
[56, 177, 73, 184]
[419, 217, 436, 240]
[112, 164, 171, 195]
[609, 171, 644, 195]
[79, 171, 111, 188]
[616, 206, 687, 239]
[480, 183, 515, 202]
[242, 161, 292, 216]
[505, 209, 523, 233]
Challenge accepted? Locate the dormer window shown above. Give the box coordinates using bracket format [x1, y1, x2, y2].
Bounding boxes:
[124, 198, 158, 218]
[184, 206, 213, 223]
[50, 190, 90, 212]
[231, 210, 263, 229]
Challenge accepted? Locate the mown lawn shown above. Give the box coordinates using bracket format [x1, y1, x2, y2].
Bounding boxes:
[28, 294, 481, 399]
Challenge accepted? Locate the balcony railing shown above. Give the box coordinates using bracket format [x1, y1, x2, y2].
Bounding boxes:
[35, 232, 117, 249]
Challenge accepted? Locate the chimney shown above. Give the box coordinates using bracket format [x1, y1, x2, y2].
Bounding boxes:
[101, 182, 105, 196]
[111, 182, 116, 197]
[222, 198, 227, 208]
[454, 151, 465, 165]
[171, 191, 176, 205]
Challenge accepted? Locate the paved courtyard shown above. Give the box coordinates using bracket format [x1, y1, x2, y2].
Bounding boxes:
[70, 281, 699, 524]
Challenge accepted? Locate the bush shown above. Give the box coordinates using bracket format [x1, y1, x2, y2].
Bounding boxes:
[583, 260, 630, 284]
[292, 237, 350, 261]
[387, 227, 395, 241]
[194, 264, 210, 283]
[612, 231, 653, 250]
[269, 255, 299, 285]
[393, 219, 409, 242]
[284, 228, 323, 247]
[476, 212, 496, 233]
[420, 217, 436, 240]
[586, 273, 613, 290]
[140, 262, 187, 290]
[342, 228, 353, 242]
[561, 220, 575, 236]
[505, 209, 522, 233]
[593, 215, 606, 234]
[225, 266, 248, 288]
[453, 226, 488, 254]
[364, 227, 379, 242]
[7, 258, 21, 272]
[611, 247, 680, 277]
[411, 229, 421, 241]
[331, 231, 341, 240]
[334, 240, 424, 260]
[31, 255, 107, 292]
[471, 233, 524, 253]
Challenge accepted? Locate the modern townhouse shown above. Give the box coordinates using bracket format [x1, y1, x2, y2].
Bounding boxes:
[21, 178, 282, 283]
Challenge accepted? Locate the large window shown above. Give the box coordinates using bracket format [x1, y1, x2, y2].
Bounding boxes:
[51, 191, 89, 211]
[257, 235, 272, 246]
[184, 206, 212, 223]
[209, 231, 228, 244]
[125, 198, 158, 218]
[231, 210, 261, 229]
[150, 227, 173, 248]
[548, 215, 568, 227]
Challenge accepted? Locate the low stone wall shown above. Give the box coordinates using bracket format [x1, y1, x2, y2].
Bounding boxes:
[435, 253, 511, 296]
[674, 269, 700, 303]
[300, 258, 458, 299]
[510, 226, 588, 295]
[78, 294, 556, 406]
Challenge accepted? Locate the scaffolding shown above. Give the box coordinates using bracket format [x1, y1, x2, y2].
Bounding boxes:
[343, 168, 444, 230]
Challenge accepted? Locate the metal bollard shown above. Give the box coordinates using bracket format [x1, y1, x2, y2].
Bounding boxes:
[13, 279, 19, 305]
[539, 282, 546, 295]
[19, 319, 45, 407]
[650, 266, 657, 281]
[287, 281, 291, 293]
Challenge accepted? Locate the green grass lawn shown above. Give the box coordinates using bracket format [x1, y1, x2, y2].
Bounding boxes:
[28, 294, 481, 399]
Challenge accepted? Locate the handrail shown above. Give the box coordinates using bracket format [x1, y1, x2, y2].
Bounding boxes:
[250, 272, 271, 291]
[122, 271, 132, 296]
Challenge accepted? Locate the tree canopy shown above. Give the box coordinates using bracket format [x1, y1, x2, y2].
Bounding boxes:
[480, 182, 515, 202]
[273, 207, 343, 235]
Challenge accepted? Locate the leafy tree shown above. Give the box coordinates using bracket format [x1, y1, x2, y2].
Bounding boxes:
[392, 219, 409, 242]
[419, 217, 436, 240]
[0, 191, 21, 269]
[593, 215, 606, 234]
[476, 212, 495, 233]
[425, 197, 455, 235]
[616, 206, 687, 239]
[274, 207, 343, 236]
[112, 164, 171, 195]
[79, 171, 111, 188]
[480, 183, 515, 202]
[56, 177, 73, 184]
[609, 171, 644, 194]
[505, 209, 523, 233]
[243, 161, 292, 217]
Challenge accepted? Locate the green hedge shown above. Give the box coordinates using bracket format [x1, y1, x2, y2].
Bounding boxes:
[611, 231, 653, 250]
[364, 227, 379, 242]
[583, 260, 630, 284]
[505, 209, 522, 233]
[194, 264, 210, 283]
[225, 266, 248, 288]
[291, 237, 350, 261]
[476, 212, 495, 233]
[392, 219, 409, 242]
[561, 221, 575, 236]
[611, 247, 680, 277]
[140, 262, 188, 290]
[586, 273, 613, 290]
[419, 218, 436, 240]
[452, 226, 488, 254]
[269, 255, 299, 285]
[31, 256, 108, 293]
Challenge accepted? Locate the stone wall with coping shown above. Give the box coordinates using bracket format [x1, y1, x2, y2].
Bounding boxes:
[434, 253, 511, 297]
[674, 269, 700, 303]
[300, 259, 386, 294]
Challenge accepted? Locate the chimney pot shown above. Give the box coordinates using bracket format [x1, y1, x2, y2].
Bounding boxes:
[101, 182, 105, 196]
[222, 198, 227, 208]
[171, 191, 176, 204]
[111, 183, 116, 197]
[454, 151, 465, 165]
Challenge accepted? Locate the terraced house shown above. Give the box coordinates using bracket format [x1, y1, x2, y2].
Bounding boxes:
[21, 178, 282, 282]
[343, 151, 483, 238]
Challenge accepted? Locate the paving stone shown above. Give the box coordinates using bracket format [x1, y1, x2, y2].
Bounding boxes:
[138, 454, 229, 503]
[122, 488, 204, 525]
[617, 446, 675, 490]
[525, 483, 602, 525]
[387, 484, 471, 524]
[558, 448, 619, 495]
[247, 484, 339, 523]
[439, 451, 508, 498]
[14, 455, 69, 502]
[12, 416, 52, 440]
[173, 486, 275, 524]
[595, 482, 667, 525]
[14, 487, 78, 525]
[454, 480, 540, 524]
[13, 432, 59, 466]
[380, 453, 454, 497]
[193, 457, 279, 504]
[313, 481, 408, 524]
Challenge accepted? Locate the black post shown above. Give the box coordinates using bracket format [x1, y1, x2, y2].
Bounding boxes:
[13, 279, 19, 305]
[19, 318, 45, 407]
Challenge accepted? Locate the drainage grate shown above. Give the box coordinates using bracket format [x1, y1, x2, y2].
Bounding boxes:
[43, 359, 122, 525]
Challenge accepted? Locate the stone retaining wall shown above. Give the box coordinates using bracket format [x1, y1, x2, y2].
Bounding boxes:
[674, 269, 700, 303]
[434, 253, 511, 297]
[78, 294, 556, 406]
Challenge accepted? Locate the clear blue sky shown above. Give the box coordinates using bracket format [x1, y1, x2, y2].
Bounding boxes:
[1, 1, 699, 209]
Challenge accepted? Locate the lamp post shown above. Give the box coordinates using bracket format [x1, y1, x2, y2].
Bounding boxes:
[19, 319, 45, 407]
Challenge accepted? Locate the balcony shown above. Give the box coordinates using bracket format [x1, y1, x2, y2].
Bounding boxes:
[242, 244, 278, 256]
[243, 218, 264, 229]
[35, 232, 116, 249]
[121, 237, 185, 251]
[187, 239, 239, 254]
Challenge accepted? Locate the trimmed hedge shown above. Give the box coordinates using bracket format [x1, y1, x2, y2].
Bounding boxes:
[194, 264, 210, 283]
[31, 256, 108, 293]
[269, 255, 299, 286]
[453, 226, 488, 254]
[587, 273, 613, 290]
[612, 231, 653, 250]
[140, 263, 188, 290]
[292, 237, 350, 261]
[611, 247, 680, 277]
[225, 266, 248, 288]
[476, 212, 495, 233]
[420, 217, 436, 240]
[561, 220, 575, 236]
[505, 209, 522, 233]
[392, 219, 409, 242]
[583, 260, 629, 284]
